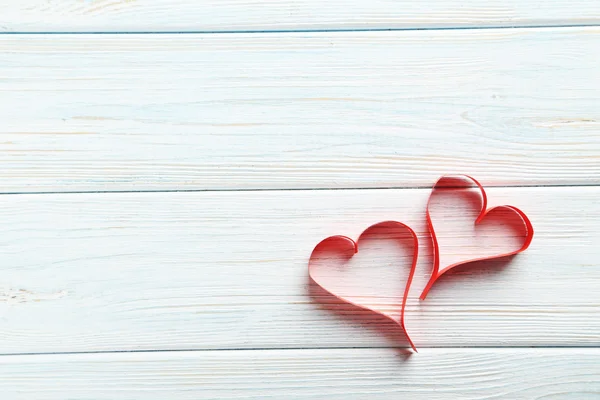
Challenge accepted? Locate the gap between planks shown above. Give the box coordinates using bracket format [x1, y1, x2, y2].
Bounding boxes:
[2, 0, 600, 34]
[1, 345, 599, 359]
[0, 182, 598, 197]
[2, 23, 600, 35]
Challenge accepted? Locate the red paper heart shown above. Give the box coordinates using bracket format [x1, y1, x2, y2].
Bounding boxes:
[308, 221, 418, 351]
[420, 175, 534, 300]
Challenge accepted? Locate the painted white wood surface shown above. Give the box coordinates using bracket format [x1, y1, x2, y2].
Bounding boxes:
[1, 28, 599, 193]
[0, 186, 597, 354]
[1, 1, 599, 32]
[1, 349, 599, 399]
[1, 4, 599, 395]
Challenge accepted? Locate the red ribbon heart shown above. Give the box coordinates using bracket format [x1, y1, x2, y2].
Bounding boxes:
[308, 175, 534, 352]
[308, 221, 419, 352]
[420, 175, 534, 300]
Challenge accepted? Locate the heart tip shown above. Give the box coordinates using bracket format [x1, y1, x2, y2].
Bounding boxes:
[408, 342, 418, 353]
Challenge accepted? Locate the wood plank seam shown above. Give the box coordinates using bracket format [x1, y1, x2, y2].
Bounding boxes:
[2, 23, 600, 35]
[0, 182, 599, 197]
[3, 0, 600, 33]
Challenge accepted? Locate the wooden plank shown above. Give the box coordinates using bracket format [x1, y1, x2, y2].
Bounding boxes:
[1, 348, 599, 399]
[0, 186, 598, 354]
[1, 1, 599, 32]
[0, 28, 599, 193]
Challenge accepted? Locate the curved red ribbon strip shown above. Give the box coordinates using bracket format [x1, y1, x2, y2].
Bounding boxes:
[420, 175, 534, 300]
[308, 175, 534, 352]
[308, 221, 419, 352]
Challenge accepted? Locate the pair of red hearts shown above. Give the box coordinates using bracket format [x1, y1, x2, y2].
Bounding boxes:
[308, 175, 534, 352]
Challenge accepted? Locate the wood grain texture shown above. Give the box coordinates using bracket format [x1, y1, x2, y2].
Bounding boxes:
[0, 28, 599, 193]
[0, 186, 598, 354]
[1, 348, 599, 399]
[1, 0, 599, 32]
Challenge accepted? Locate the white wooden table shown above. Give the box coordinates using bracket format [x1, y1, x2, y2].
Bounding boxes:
[1, 2, 599, 398]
